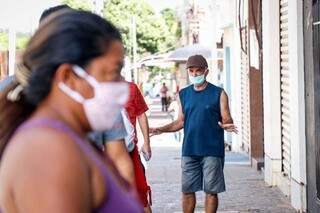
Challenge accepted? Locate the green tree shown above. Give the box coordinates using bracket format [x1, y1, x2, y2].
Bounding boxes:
[103, 0, 169, 57]
[161, 8, 181, 47]
[0, 32, 9, 51]
[16, 33, 31, 50]
[148, 66, 171, 80]
[60, 0, 179, 66]
[0, 32, 30, 51]
[160, 8, 181, 50]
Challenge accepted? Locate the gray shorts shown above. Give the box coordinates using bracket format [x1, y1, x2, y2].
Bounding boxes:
[181, 156, 226, 194]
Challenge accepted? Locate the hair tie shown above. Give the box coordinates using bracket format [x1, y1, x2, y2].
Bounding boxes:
[15, 63, 30, 87]
[7, 85, 24, 102]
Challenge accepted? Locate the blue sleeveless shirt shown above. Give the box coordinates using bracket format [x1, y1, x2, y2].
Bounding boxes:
[179, 83, 224, 157]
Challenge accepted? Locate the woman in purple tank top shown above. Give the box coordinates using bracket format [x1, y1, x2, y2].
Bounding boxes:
[0, 9, 143, 213]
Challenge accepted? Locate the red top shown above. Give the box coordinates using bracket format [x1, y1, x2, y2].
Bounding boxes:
[160, 86, 168, 98]
[125, 82, 148, 144]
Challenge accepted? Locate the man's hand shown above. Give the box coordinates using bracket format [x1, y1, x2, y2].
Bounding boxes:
[149, 127, 162, 137]
[218, 122, 238, 134]
[142, 143, 152, 160]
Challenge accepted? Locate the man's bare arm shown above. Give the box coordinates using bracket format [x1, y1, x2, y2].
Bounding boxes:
[150, 96, 184, 134]
[219, 90, 238, 133]
[220, 90, 233, 124]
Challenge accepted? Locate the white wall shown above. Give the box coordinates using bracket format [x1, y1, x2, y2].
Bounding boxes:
[216, 0, 242, 152]
[287, 0, 306, 211]
[263, 0, 306, 211]
[262, 0, 282, 186]
[223, 27, 242, 152]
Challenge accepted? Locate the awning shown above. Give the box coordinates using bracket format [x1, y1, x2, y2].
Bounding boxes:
[137, 52, 174, 68]
[166, 44, 212, 62]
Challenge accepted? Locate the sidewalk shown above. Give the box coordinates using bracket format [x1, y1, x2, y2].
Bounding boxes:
[143, 98, 296, 213]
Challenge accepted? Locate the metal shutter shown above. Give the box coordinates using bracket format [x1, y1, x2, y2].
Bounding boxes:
[313, 0, 320, 198]
[240, 26, 250, 153]
[280, 0, 291, 177]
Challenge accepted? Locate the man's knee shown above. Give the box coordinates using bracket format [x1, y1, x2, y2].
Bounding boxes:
[183, 192, 195, 199]
[206, 193, 218, 199]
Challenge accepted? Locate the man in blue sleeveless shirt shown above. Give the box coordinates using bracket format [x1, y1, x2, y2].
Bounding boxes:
[150, 55, 237, 213]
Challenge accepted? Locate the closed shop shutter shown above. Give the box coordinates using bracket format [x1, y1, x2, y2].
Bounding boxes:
[280, 0, 291, 177]
[240, 26, 250, 153]
[313, 0, 320, 198]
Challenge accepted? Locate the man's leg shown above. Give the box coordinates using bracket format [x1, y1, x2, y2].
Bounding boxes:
[182, 192, 196, 213]
[161, 98, 165, 111]
[202, 156, 225, 213]
[181, 156, 202, 213]
[205, 193, 218, 213]
[165, 97, 168, 111]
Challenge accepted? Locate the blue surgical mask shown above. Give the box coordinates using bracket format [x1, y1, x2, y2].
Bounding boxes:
[189, 74, 205, 85]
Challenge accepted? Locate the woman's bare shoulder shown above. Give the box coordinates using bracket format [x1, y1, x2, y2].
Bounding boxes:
[0, 126, 93, 212]
[1, 125, 89, 182]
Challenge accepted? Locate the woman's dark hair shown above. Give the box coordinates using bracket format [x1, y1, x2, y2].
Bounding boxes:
[39, 4, 72, 22]
[0, 10, 122, 158]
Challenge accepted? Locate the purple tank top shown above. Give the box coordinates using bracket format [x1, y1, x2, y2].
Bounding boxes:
[16, 118, 143, 213]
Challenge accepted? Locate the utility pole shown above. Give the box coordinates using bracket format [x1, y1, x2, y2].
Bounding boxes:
[131, 15, 138, 84]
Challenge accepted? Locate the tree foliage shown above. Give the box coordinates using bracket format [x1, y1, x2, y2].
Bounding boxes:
[0, 32, 8, 51]
[0, 32, 30, 50]
[16, 33, 31, 50]
[62, 0, 92, 10]
[61, 0, 180, 60]
[160, 8, 181, 50]
[103, 0, 169, 57]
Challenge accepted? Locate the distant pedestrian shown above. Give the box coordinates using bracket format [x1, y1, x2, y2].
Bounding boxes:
[160, 82, 168, 112]
[168, 94, 182, 142]
[0, 10, 143, 212]
[150, 55, 237, 213]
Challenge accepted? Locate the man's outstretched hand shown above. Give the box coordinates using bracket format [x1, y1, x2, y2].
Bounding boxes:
[149, 127, 162, 137]
[218, 122, 238, 134]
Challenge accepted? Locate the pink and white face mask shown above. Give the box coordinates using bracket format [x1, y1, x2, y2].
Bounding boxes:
[58, 65, 129, 131]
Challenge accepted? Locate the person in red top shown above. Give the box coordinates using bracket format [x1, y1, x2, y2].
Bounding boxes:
[160, 82, 169, 112]
[125, 81, 152, 213]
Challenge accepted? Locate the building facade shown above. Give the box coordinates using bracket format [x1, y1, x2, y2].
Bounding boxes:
[218, 0, 320, 211]
[262, 0, 307, 211]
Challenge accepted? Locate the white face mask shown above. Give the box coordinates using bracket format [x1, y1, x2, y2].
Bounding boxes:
[58, 65, 129, 131]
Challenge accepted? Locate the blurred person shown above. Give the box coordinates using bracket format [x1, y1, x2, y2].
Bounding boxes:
[87, 112, 136, 187]
[125, 81, 152, 213]
[150, 55, 238, 213]
[0, 10, 143, 213]
[0, 4, 137, 189]
[160, 82, 168, 112]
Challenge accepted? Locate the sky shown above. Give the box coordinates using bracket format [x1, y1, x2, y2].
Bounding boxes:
[0, 0, 60, 32]
[0, 0, 182, 33]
